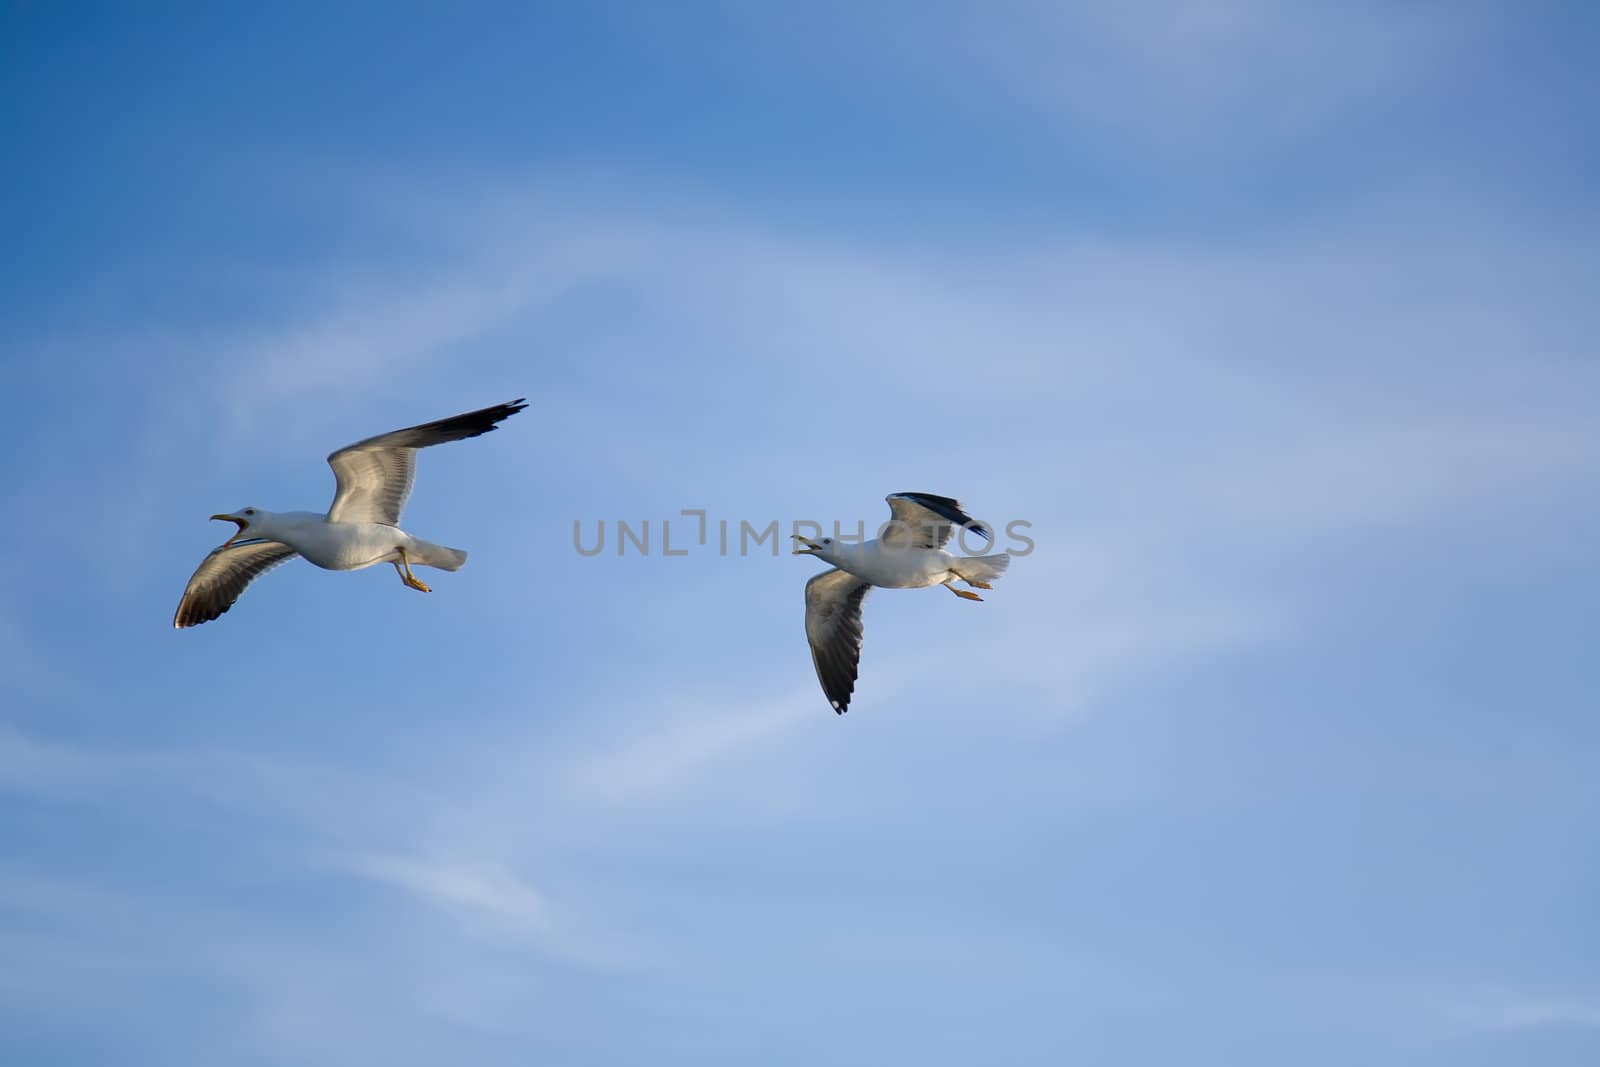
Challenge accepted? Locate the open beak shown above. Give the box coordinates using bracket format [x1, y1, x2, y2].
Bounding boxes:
[211, 513, 248, 547]
[791, 534, 822, 556]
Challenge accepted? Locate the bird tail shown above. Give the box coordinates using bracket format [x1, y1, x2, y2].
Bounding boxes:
[952, 552, 1010, 586]
[410, 540, 468, 571]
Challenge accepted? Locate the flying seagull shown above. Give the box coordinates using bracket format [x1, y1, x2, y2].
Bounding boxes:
[174, 398, 528, 628]
[793, 492, 1011, 714]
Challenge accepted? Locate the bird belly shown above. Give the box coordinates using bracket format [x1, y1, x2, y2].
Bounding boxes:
[291, 522, 406, 571]
[849, 546, 954, 589]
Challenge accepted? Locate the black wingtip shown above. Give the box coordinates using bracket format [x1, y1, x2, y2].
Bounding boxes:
[485, 398, 529, 423]
[891, 491, 992, 541]
[489, 399, 528, 428]
[435, 398, 529, 441]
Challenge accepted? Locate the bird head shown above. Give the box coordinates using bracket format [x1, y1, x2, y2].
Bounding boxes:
[210, 507, 264, 546]
[791, 534, 835, 560]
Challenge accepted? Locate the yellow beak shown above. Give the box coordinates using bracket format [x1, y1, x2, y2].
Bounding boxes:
[791, 534, 822, 555]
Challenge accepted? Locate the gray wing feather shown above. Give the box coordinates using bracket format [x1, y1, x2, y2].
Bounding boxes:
[173, 540, 300, 628]
[326, 398, 528, 525]
[884, 492, 992, 550]
[804, 568, 872, 714]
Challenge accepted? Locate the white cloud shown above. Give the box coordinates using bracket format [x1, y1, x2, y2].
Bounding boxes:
[1022, 1, 1479, 141]
[560, 692, 814, 806]
[333, 851, 637, 969]
[340, 852, 554, 934]
[1495, 995, 1600, 1031]
[19, 162, 1586, 745]
[716, 0, 1487, 154]
[1304, 974, 1600, 1042]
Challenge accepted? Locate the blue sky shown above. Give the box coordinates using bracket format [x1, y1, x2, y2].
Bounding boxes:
[3, 3, 1598, 1064]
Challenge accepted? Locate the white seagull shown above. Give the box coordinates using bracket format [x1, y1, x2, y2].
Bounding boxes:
[793, 492, 1012, 714]
[174, 398, 528, 628]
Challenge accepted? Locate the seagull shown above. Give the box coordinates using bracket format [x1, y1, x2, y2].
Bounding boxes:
[793, 492, 1011, 714]
[174, 398, 528, 628]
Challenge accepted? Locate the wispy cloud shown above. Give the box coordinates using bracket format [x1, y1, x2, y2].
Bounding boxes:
[561, 692, 814, 806]
[1014, 1, 1482, 143]
[1300, 974, 1600, 1044]
[716, 0, 1489, 157]
[25, 165, 1588, 741]
[334, 851, 640, 969]
[1495, 996, 1600, 1032]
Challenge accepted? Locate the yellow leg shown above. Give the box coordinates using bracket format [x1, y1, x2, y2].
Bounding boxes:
[965, 580, 993, 590]
[943, 580, 982, 602]
[394, 548, 432, 593]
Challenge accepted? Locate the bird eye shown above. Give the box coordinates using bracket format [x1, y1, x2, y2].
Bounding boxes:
[244, 508, 255, 515]
[823, 538, 831, 544]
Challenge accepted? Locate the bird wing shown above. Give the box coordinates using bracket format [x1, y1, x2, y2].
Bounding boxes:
[883, 492, 991, 550]
[173, 540, 300, 628]
[804, 568, 872, 714]
[325, 398, 528, 525]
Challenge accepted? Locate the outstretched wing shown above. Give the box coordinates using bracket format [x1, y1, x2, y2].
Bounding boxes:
[326, 398, 528, 525]
[804, 568, 872, 714]
[884, 492, 992, 550]
[173, 540, 300, 628]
